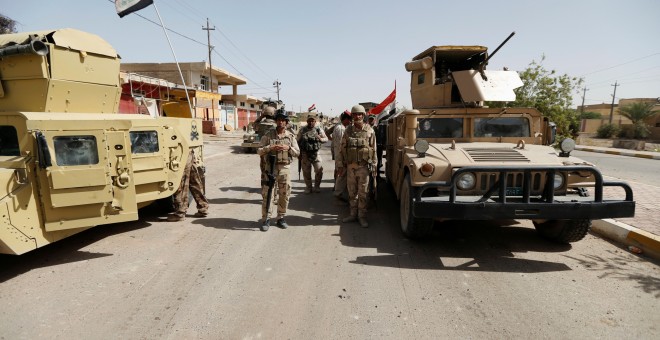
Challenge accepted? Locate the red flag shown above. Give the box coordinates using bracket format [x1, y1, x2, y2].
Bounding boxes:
[308, 103, 316, 111]
[369, 83, 396, 115]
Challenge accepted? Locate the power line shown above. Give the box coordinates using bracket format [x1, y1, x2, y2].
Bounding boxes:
[579, 52, 660, 77]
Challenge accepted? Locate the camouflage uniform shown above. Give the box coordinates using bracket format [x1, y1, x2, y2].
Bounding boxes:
[257, 128, 300, 222]
[337, 124, 377, 220]
[170, 149, 209, 219]
[297, 125, 328, 192]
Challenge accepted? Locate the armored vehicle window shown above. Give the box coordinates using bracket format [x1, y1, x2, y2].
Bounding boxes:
[417, 73, 425, 85]
[417, 118, 464, 138]
[0, 126, 20, 156]
[130, 131, 159, 154]
[474, 117, 530, 137]
[53, 136, 99, 166]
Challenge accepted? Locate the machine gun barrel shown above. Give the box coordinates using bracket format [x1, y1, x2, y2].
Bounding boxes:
[483, 31, 515, 65]
[0, 40, 49, 58]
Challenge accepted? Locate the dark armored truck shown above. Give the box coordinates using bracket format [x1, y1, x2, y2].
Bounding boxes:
[0, 29, 203, 254]
[384, 42, 635, 242]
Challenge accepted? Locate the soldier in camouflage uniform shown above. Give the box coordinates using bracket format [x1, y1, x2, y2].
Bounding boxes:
[337, 104, 377, 228]
[297, 113, 328, 193]
[257, 112, 300, 231]
[167, 149, 209, 221]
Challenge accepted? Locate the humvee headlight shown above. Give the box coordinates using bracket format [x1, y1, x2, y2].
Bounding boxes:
[414, 139, 430, 155]
[553, 173, 564, 189]
[419, 163, 435, 177]
[456, 172, 476, 190]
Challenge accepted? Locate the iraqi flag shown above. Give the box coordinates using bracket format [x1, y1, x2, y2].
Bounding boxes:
[308, 104, 316, 112]
[116, 0, 154, 18]
[369, 82, 396, 115]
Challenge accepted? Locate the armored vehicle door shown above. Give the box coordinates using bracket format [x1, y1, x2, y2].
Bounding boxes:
[28, 120, 138, 231]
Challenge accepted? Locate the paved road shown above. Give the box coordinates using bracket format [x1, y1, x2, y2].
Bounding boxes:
[0, 139, 658, 339]
[573, 150, 660, 184]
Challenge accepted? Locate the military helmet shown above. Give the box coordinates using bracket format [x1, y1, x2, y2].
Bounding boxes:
[274, 112, 289, 121]
[263, 106, 276, 116]
[351, 104, 366, 115]
[306, 113, 318, 121]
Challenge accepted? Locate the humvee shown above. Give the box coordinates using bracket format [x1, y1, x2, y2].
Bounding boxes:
[241, 99, 283, 153]
[0, 29, 203, 254]
[384, 41, 635, 243]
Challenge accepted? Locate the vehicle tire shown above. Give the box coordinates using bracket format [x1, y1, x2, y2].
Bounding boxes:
[243, 147, 251, 153]
[533, 219, 591, 243]
[400, 173, 433, 239]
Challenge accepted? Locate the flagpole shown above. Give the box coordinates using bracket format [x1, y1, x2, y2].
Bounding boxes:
[152, 1, 195, 117]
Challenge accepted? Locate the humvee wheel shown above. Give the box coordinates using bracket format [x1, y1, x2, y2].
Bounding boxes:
[400, 173, 433, 239]
[533, 219, 591, 243]
[243, 147, 251, 153]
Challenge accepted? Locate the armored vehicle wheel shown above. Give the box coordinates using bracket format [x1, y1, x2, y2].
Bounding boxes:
[533, 219, 591, 243]
[400, 173, 433, 239]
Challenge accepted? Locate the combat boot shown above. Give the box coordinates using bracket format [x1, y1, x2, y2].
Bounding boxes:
[261, 218, 270, 232]
[342, 215, 357, 223]
[167, 213, 184, 222]
[276, 218, 289, 229]
[358, 217, 369, 228]
[304, 187, 312, 194]
[314, 185, 321, 193]
[193, 211, 208, 218]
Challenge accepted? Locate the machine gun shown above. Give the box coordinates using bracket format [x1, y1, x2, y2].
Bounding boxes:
[264, 154, 277, 221]
[477, 31, 515, 81]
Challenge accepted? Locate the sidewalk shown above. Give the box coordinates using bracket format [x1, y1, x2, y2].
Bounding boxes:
[575, 142, 660, 260]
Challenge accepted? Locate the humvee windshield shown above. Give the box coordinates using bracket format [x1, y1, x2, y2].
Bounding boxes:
[0, 126, 20, 156]
[474, 117, 530, 137]
[417, 118, 464, 138]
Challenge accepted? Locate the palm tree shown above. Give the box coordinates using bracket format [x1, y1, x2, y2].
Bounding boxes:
[618, 102, 658, 139]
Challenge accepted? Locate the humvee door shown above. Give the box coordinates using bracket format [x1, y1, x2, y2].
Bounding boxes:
[28, 120, 138, 232]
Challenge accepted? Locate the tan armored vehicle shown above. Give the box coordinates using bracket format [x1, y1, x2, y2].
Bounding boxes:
[384, 39, 635, 242]
[0, 29, 203, 254]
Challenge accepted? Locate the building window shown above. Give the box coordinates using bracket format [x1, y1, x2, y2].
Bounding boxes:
[200, 75, 209, 91]
[240, 101, 246, 107]
[417, 73, 425, 85]
[250, 104, 255, 108]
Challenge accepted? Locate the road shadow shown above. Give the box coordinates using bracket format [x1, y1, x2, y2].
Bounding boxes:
[336, 180, 574, 274]
[0, 220, 151, 283]
[564, 249, 660, 298]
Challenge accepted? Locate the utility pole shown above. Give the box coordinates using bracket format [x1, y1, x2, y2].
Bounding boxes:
[609, 81, 619, 124]
[273, 79, 281, 101]
[202, 18, 215, 92]
[580, 87, 589, 114]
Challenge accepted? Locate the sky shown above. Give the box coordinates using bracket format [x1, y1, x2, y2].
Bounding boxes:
[2, 0, 659, 117]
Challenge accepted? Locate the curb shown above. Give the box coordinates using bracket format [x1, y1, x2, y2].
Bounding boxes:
[591, 219, 660, 261]
[575, 146, 660, 160]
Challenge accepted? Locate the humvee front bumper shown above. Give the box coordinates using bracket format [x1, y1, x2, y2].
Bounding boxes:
[241, 141, 260, 149]
[413, 165, 635, 220]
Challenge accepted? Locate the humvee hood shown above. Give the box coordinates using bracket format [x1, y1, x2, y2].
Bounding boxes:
[423, 142, 564, 167]
[0, 28, 118, 58]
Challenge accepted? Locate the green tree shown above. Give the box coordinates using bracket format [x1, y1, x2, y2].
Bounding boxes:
[491, 55, 584, 140]
[618, 102, 658, 139]
[579, 111, 602, 119]
[0, 14, 17, 34]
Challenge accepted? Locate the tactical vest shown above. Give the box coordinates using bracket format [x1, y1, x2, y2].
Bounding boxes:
[268, 131, 294, 165]
[346, 126, 374, 165]
[300, 126, 322, 152]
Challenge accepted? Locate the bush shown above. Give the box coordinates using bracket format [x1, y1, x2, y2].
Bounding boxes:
[596, 123, 619, 138]
[617, 125, 634, 139]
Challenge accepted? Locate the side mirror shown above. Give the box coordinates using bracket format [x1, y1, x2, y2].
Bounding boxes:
[547, 122, 557, 145]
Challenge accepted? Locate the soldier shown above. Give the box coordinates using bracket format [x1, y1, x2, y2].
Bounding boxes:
[337, 104, 377, 228]
[297, 113, 328, 193]
[257, 112, 300, 231]
[332, 111, 352, 202]
[167, 149, 209, 221]
[257, 107, 277, 178]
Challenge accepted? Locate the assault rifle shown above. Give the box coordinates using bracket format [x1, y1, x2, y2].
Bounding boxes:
[265, 154, 277, 219]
